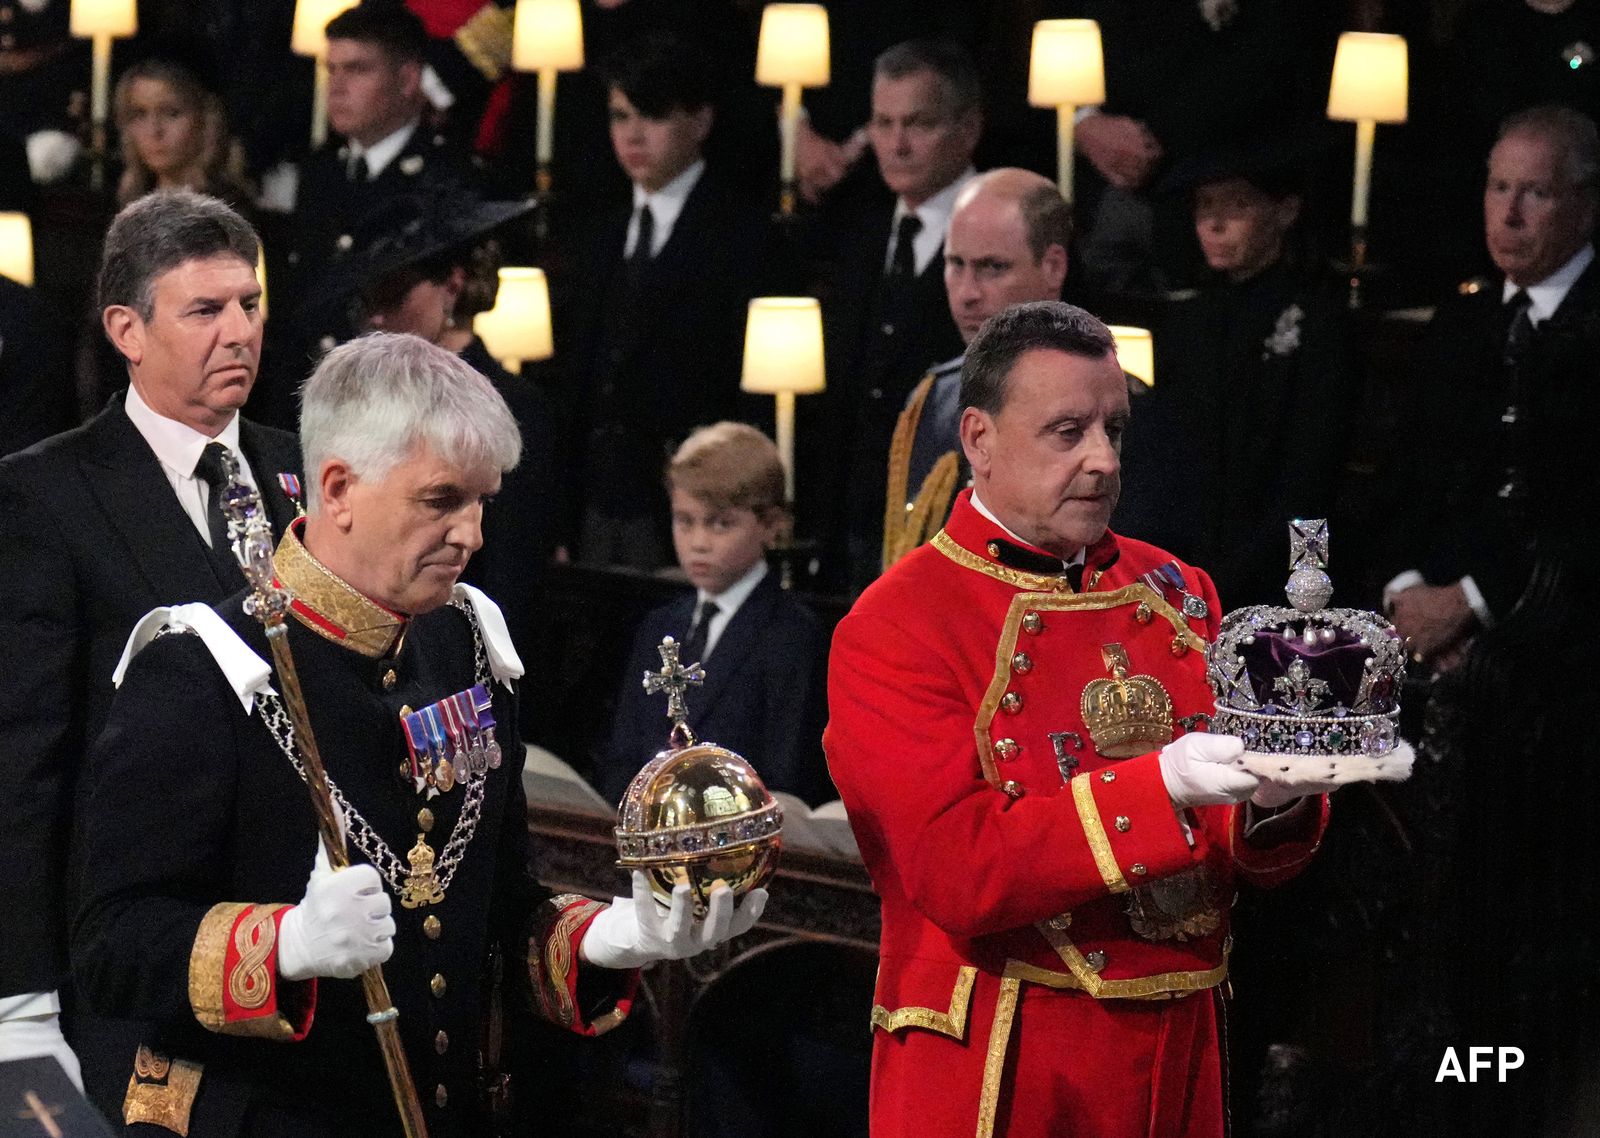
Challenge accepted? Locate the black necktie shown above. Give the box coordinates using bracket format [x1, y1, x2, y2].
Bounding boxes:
[632, 203, 656, 265]
[192, 441, 236, 554]
[347, 153, 370, 183]
[1503, 288, 1535, 368]
[681, 598, 719, 665]
[890, 214, 923, 280]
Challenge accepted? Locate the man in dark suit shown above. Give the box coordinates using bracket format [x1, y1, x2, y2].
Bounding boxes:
[1368, 104, 1600, 1136]
[818, 39, 977, 591]
[564, 31, 788, 570]
[599, 423, 829, 808]
[1384, 104, 1600, 667]
[282, 4, 479, 332]
[0, 190, 301, 1120]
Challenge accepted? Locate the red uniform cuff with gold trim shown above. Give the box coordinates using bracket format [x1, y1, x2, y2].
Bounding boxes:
[1230, 796, 1329, 885]
[188, 902, 315, 1041]
[1069, 754, 1202, 895]
[528, 894, 638, 1037]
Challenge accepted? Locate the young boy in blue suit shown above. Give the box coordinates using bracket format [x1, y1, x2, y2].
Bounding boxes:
[599, 423, 831, 806]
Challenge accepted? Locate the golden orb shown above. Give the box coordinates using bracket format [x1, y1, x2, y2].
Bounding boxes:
[614, 740, 783, 914]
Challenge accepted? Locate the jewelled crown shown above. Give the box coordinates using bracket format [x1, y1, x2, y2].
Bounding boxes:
[1207, 520, 1405, 758]
[614, 637, 782, 911]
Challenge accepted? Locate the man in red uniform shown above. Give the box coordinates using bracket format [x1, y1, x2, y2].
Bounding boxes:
[825, 301, 1328, 1138]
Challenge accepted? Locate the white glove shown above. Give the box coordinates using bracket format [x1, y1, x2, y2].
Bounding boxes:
[277, 840, 395, 981]
[579, 872, 768, 971]
[0, 1013, 83, 1091]
[1159, 732, 1259, 809]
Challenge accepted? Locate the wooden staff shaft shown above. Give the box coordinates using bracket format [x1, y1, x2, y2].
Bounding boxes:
[264, 624, 430, 1138]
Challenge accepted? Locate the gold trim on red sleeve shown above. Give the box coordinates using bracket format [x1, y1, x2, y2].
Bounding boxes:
[530, 894, 606, 1029]
[189, 902, 250, 1031]
[1070, 774, 1129, 894]
[869, 965, 976, 1039]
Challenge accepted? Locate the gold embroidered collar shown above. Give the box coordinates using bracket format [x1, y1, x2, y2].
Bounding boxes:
[273, 522, 406, 658]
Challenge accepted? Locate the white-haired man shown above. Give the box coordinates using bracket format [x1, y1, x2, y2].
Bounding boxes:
[72, 333, 765, 1137]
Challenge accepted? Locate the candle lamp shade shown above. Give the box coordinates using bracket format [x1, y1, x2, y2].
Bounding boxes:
[0, 213, 34, 286]
[70, 0, 136, 38]
[474, 268, 553, 367]
[1326, 32, 1408, 124]
[512, 0, 585, 72]
[741, 298, 825, 395]
[1027, 19, 1104, 108]
[1108, 326, 1153, 388]
[292, 0, 357, 57]
[755, 4, 830, 88]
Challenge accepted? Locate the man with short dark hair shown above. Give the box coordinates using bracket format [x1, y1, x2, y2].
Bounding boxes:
[826, 300, 1327, 1137]
[285, 3, 479, 312]
[563, 30, 789, 569]
[881, 168, 1069, 570]
[0, 190, 302, 1119]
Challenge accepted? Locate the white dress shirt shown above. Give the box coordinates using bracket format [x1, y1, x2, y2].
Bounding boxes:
[625, 159, 705, 259]
[885, 167, 977, 276]
[124, 385, 258, 548]
[694, 558, 768, 661]
[348, 118, 419, 180]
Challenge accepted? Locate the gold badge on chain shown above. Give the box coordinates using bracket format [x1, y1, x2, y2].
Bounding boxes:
[400, 833, 446, 909]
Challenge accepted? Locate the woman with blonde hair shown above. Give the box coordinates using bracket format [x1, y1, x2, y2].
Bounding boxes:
[112, 55, 252, 208]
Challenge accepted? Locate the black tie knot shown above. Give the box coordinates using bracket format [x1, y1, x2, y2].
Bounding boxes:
[891, 214, 923, 278]
[682, 598, 720, 664]
[194, 441, 233, 490]
[632, 203, 656, 263]
[1504, 288, 1537, 365]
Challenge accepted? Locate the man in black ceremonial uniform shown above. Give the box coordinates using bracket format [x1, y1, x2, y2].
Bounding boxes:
[0, 191, 301, 1120]
[72, 332, 764, 1137]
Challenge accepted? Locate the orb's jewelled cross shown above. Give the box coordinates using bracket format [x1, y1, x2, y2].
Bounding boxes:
[643, 636, 705, 742]
[1289, 518, 1329, 572]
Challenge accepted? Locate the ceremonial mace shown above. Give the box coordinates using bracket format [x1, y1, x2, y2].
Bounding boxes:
[217, 453, 429, 1138]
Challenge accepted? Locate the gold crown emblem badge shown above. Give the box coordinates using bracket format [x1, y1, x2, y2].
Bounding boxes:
[1081, 644, 1175, 758]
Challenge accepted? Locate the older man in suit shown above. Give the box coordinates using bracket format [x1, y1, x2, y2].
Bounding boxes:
[0, 190, 301, 1120]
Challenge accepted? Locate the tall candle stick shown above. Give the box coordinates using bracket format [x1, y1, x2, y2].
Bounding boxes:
[1351, 118, 1376, 230]
[1057, 106, 1076, 205]
[536, 68, 557, 166]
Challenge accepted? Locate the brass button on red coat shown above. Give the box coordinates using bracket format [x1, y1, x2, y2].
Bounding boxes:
[986, 542, 1001, 558]
[1085, 950, 1107, 972]
[1115, 816, 1131, 833]
[1170, 638, 1189, 657]
[1130, 862, 1147, 876]
[1100, 770, 1116, 783]
[1000, 692, 1023, 715]
[1011, 652, 1033, 674]
[1000, 780, 1025, 799]
[1021, 611, 1044, 635]
[994, 738, 1020, 761]
[1135, 602, 1153, 625]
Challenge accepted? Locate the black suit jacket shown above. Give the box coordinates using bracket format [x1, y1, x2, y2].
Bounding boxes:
[0, 397, 300, 1002]
[599, 570, 831, 809]
[812, 198, 964, 588]
[562, 170, 791, 530]
[1384, 256, 1600, 617]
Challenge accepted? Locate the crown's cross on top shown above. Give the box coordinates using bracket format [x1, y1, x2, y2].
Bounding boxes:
[643, 636, 705, 746]
[1272, 658, 1332, 714]
[1288, 518, 1329, 572]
